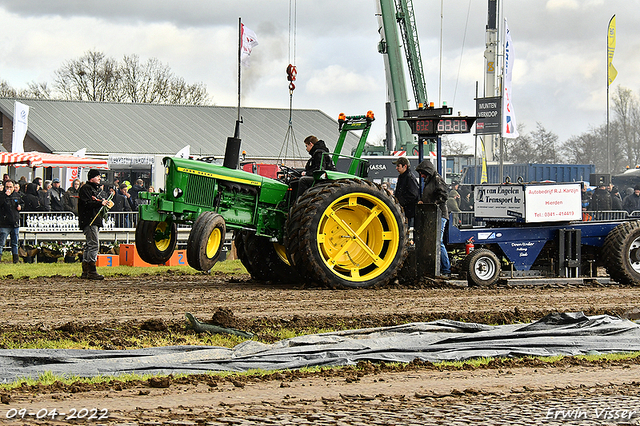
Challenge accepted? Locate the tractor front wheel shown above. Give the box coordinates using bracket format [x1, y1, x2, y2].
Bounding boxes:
[187, 212, 226, 272]
[135, 219, 177, 265]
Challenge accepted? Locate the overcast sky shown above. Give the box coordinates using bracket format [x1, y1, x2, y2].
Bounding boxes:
[0, 0, 635, 154]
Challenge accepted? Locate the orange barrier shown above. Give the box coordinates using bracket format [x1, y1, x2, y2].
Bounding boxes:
[96, 254, 120, 267]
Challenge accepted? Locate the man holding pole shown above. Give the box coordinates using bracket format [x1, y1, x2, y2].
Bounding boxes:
[78, 169, 112, 280]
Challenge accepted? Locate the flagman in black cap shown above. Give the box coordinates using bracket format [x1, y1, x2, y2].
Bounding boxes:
[78, 169, 111, 280]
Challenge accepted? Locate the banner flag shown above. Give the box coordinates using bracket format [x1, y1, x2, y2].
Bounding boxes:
[502, 19, 519, 139]
[481, 139, 488, 183]
[240, 24, 259, 67]
[11, 101, 29, 153]
[175, 145, 190, 159]
[608, 15, 617, 86]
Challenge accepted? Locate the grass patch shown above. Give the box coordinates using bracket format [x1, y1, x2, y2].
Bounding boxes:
[0, 254, 248, 278]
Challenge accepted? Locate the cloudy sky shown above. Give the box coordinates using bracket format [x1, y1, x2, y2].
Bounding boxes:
[0, 0, 635, 153]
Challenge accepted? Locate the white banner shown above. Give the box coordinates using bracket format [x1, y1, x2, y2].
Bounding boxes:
[11, 101, 29, 153]
[64, 149, 86, 190]
[502, 20, 519, 139]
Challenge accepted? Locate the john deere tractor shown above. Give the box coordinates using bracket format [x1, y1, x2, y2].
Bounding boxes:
[135, 112, 408, 288]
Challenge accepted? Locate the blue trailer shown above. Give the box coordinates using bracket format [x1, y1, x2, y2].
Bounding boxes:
[445, 182, 640, 286]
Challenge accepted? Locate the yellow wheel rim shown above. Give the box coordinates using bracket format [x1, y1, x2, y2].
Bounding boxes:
[273, 243, 291, 266]
[154, 222, 171, 252]
[206, 227, 222, 259]
[317, 192, 400, 282]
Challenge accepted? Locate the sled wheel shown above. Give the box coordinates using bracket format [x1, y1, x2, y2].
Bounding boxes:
[285, 179, 408, 288]
[187, 212, 225, 272]
[465, 248, 501, 286]
[603, 220, 640, 285]
[243, 233, 301, 283]
[135, 219, 177, 264]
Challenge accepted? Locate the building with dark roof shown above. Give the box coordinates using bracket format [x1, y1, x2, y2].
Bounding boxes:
[0, 98, 361, 188]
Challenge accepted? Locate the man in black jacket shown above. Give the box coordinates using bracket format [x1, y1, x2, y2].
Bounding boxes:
[78, 170, 112, 280]
[49, 178, 66, 211]
[392, 156, 419, 227]
[0, 180, 24, 263]
[416, 159, 451, 277]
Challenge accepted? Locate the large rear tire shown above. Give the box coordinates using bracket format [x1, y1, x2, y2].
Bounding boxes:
[186, 212, 226, 272]
[243, 233, 301, 283]
[135, 219, 177, 264]
[285, 179, 408, 288]
[464, 248, 501, 286]
[603, 221, 640, 285]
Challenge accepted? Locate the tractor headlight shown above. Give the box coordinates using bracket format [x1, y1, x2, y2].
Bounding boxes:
[173, 188, 183, 198]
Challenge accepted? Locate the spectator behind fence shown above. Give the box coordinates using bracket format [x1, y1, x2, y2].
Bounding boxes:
[38, 180, 51, 211]
[109, 185, 131, 227]
[22, 183, 43, 212]
[622, 184, 640, 214]
[610, 186, 623, 211]
[63, 178, 81, 215]
[588, 184, 611, 212]
[129, 179, 145, 207]
[0, 180, 24, 263]
[119, 183, 136, 211]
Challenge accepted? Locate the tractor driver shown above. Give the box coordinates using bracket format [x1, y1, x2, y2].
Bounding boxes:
[296, 135, 337, 197]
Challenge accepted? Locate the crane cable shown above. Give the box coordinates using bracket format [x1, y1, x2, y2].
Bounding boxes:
[278, 0, 303, 164]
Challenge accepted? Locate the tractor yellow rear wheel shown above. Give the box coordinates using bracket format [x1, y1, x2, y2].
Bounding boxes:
[285, 179, 408, 288]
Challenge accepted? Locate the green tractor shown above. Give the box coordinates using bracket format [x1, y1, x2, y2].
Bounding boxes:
[135, 112, 408, 288]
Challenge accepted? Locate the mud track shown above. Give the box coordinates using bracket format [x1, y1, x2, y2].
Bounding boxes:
[1, 272, 640, 425]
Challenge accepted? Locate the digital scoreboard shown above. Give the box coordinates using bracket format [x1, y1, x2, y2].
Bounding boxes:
[401, 107, 476, 136]
[410, 118, 475, 135]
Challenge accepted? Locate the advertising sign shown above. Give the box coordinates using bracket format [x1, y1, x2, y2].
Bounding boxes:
[474, 183, 582, 223]
[524, 183, 582, 223]
[475, 96, 501, 135]
[474, 185, 525, 220]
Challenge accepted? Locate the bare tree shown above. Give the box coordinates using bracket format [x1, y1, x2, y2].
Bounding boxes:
[611, 85, 640, 168]
[53, 50, 209, 105]
[0, 79, 18, 97]
[441, 136, 471, 156]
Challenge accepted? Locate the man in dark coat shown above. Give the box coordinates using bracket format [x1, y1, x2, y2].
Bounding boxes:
[588, 185, 611, 211]
[392, 156, 419, 227]
[22, 183, 43, 212]
[49, 178, 66, 211]
[78, 170, 112, 280]
[0, 180, 24, 263]
[63, 178, 81, 215]
[415, 159, 451, 277]
[610, 186, 623, 211]
[622, 184, 640, 214]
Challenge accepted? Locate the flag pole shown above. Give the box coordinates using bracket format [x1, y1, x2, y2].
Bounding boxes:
[235, 17, 242, 139]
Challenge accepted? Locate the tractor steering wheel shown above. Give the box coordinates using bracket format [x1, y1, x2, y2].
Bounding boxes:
[277, 164, 303, 183]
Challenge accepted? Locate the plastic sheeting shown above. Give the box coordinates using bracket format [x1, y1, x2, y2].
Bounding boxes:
[1, 312, 639, 382]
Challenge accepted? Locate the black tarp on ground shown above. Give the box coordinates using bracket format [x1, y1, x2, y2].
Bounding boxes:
[1, 313, 639, 382]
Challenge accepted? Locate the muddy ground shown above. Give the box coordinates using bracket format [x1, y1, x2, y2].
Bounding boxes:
[1, 272, 640, 425]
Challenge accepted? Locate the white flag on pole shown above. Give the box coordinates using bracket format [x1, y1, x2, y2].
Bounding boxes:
[240, 23, 259, 67]
[175, 145, 190, 159]
[12, 101, 29, 153]
[502, 19, 519, 139]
